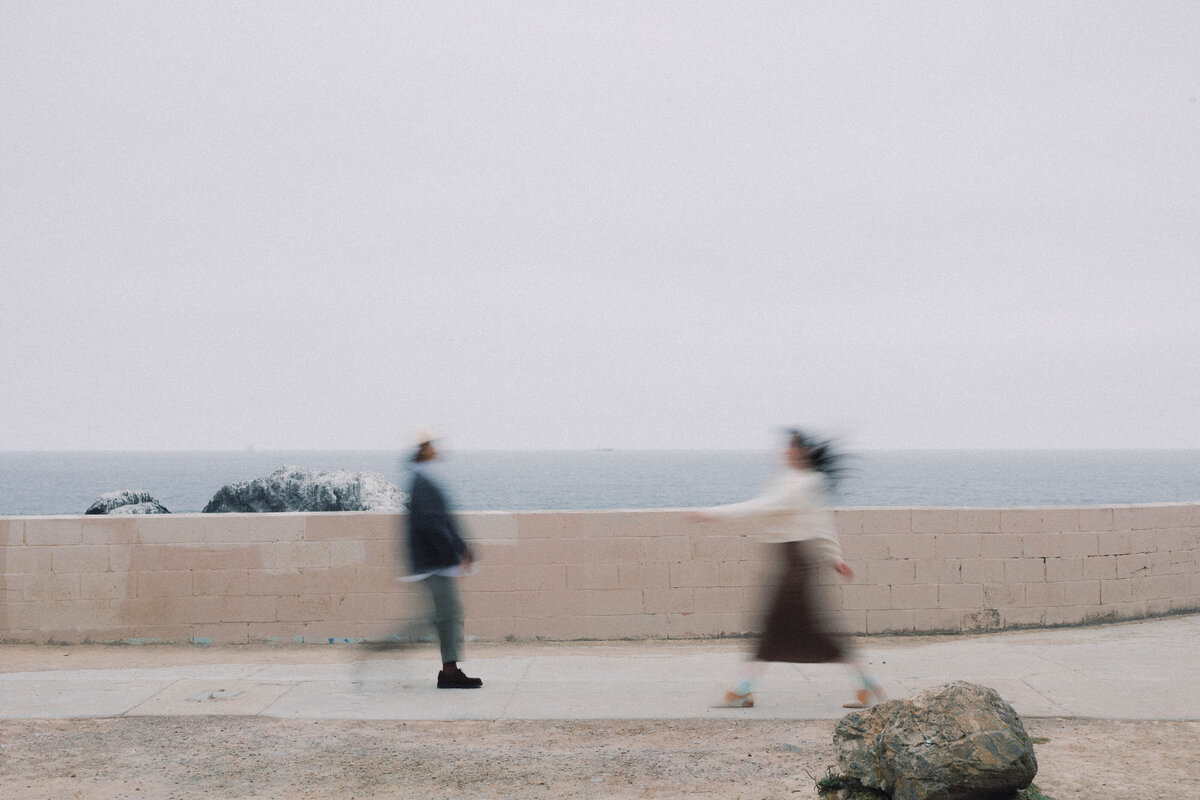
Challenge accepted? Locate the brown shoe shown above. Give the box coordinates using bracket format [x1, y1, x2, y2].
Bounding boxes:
[843, 686, 885, 709]
[720, 689, 754, 708]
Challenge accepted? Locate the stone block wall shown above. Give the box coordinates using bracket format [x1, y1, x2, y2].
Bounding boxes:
[0, 504, 1197, 644]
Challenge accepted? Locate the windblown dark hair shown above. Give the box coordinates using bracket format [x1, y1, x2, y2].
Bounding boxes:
[787, 429, 849, 488]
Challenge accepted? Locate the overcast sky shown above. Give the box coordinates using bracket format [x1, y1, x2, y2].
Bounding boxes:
[2, 2, 1198, 452]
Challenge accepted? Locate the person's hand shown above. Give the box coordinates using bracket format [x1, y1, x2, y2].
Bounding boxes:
[833, 560, 854, 581]
[684, 511, 714, 523]
[461, 549, 475, 569]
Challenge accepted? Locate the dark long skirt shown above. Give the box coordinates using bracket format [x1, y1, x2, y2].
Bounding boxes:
[755, 540, 847, 663]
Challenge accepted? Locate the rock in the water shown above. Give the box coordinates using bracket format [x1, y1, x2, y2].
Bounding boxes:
[202, 465, 405, 513]
[834, 681, 1037, 800]
[85, 490, 170, 515]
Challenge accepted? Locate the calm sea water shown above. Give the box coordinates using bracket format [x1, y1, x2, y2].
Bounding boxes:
[1, 450, 1199, 517]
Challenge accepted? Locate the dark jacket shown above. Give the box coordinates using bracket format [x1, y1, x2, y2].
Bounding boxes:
[406, 470, 470, 574]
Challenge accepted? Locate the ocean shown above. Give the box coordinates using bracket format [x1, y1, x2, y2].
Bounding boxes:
[2, 449, 1199, 517]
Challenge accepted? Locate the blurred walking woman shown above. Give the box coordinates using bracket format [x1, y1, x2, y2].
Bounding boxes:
[686, 429, 883, 709]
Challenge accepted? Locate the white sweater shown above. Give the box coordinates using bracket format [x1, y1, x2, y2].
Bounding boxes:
[705, 468, 844, 563]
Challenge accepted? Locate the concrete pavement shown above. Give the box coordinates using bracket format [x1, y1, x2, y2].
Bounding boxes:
[1, 614, 1196, 721]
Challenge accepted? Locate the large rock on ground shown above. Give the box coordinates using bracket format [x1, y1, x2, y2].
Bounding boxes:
[202, 465, 405, 513]
[85, 490, 170, 515]
[834, 681, 1037, 800]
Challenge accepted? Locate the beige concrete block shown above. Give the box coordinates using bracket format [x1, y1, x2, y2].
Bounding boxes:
[508, 616, 574, 640]
[248, 569, 311, 596]
[466, 616, 518, 640]
[1060, 531, 1099, 557]
[911, 509, 960, 534]
[511, 512, 581, 541]
[0, 519, 16, 546]
[24, 519, 83, 546]
[717, 559, 766, 588]
[643, 587, 698, 615]
[1045, 557, 1084, 583]
[508, 564, 568, 592]
[1002, 607, 1046, 627]
[1063, 580, 1101, 606]
[890, 583, 938, 610]
[567, 563, 619, 590]
[1114, 505, 1171, 531]
[690, 534, 748, 561]
[81, 573, 131, 600]
[1129, 529, 1160, 554]
[865, 608, 916, 634]
[839, 535, 868, 561]
[1044, 606, 1092, 626]
[328, 540, 369, 567]
[916, 558, 965, 586]
[960, 558, 1006, 585]
[179, 596, 227, 625]
[151, 544, 263, 572]
[1005, 559, 1045, 584]
[584, 614, 669, 640]
[1022, 532, 1063, 558]
[141, 514, 306, 545]
[1024, 582, 1066, 607]
[138, 570, 193, 598]
[1172, 595, 1200, 613]
[580, 589, 644, 616]
[277, 594, 333, 622]
[81, 518, 138, 545]
[958, 509, 1002, 533]
[864, 533, 934, 560]
[329, 592, 386, 622]
[868, 560, 917, 585]
[619, 561, 671, 590]
[1078, 507, 1115, 531]
[843, 583, 891, 611]
[507, 537, 577, 566]
[1156, 528, 1195, 553]
[193, 569, 250, 597]
[1100, 579, 1132, 604]
[832, 509, 865, 535]
[666, 612, 751, 638]
[218, 595, 278, 623]
[938, 583, 984, 609]
[50, 545, 111, 575]
[1041, 508, 1081, 533]
[861, 509, 912, 534]
[1082, 555, 1117, 581]
[305, 512, 399, 542]
[669, 559, 721, 588]
[935, 533, 981, 559]
[688, 587, 748, 615]
[640, 536, 692, 562]
[1000, 509, 1043, 534]
[1165, 504, 1200, 527]
[1097, 530, 1132, 556]
[4, 545, 51, 574]
[914, 609, 966, 632]
[357, 566, 397, 593]
[1116, 553, 1150, 578]
[459, 512, 519, 544]
[980, 533, 1024, 559]
[262, 541, 331, 570]
[582, 537, 642, 564]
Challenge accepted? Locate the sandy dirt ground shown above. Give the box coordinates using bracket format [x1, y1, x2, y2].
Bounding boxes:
[1, 716, 1197, 800]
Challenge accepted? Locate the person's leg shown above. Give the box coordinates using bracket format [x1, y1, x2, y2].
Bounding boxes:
[723, 659, 766, 707]
[841, 656, 885, 708]
[426, 575, 481, 688]
[425, 575, 463, 666]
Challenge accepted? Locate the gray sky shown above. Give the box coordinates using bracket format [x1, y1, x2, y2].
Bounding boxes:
[2, 2, 1198, 452]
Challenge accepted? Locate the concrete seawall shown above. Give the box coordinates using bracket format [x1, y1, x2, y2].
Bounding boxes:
[1, 505, 1198, 644]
